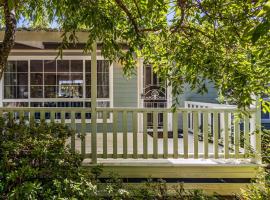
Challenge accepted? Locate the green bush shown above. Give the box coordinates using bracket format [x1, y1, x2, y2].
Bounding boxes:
[0, 116, 97, 199]
[238, 129, 270, 200]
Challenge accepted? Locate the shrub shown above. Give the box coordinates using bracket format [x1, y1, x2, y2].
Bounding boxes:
[238, 129, 270, 200]
[0, 116, 97, 199]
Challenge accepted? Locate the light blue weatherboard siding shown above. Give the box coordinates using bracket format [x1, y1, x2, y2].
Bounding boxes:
[175, 81, 218, 130]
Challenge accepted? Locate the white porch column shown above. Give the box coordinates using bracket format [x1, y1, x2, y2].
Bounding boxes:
[167, 85, 173, 132]
[250, 97, 262, 164]
[91, 42, 97, 164]
[137, 58, 144, 132]
[0, 75, 3, 107]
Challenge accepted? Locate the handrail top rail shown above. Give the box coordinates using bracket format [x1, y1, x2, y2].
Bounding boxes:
[184, 101, 238, 108]
[0, 106, 256, 113]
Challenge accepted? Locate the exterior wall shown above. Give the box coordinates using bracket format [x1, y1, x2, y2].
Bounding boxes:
[176, 81, 218, 108]
[113, 62, 138, 132]
[113, 62, 138, 108]
[175, 81, 218, 130]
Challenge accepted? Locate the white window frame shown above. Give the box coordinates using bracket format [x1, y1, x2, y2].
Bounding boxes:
[1, 55, 114, 123]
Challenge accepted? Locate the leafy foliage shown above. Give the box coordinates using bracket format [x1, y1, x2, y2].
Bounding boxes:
[1, 1, 270, 108]
[0, 116, 98, 199]
[239, 129, 270, 200]
[51, 0, 270, 108]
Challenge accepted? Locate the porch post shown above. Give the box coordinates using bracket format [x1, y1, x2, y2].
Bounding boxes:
[255, 97, 262, 164]
[91, 42, 97, 164]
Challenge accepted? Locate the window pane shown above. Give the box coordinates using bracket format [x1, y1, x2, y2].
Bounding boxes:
[31, 73, 43, 85]
[4, 73, 16, 85]
[86, 86, 91, 98]
[6, 61, 16, 72]
[98, 101, 110, 107]
[30, 60, 43, 72]
[58, 84, 70, 98]
[45, 86, 57, 98]
[44, 60, 56, 72]
[17, 86, 28, 98]
[145, 66, 152, 85]
[58, 73, 70, 85]
[71, 60, 83, 72]
[4, 86, 16, 98]
[31, 86, 43, 98]
[70, 73, 83, 84]
[86, 73, 91, 85]
[70, 85, 83, 98]
[97, 73, 109, 85]
[97, 60, 109, 73]
[70, 102, 83, 107]
[57, 102, 71, 107]
[17, 73, 28, 85]
[44, 73, 56, 85]
[31, 102, 43, 107]
[4, 102, 28, 107]
[17, 61, 28, 72]
[57, 60, 69, 72]
[261, 111, 269, 119]
[85, 60, 91, 72]
[44, 102, 57, 107]
[97, 85, 109, 98]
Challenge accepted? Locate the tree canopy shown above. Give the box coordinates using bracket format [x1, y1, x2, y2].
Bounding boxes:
[1, 0, 270, 108]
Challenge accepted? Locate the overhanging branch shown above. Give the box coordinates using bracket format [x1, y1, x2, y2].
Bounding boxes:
[0, 0, 16, 79]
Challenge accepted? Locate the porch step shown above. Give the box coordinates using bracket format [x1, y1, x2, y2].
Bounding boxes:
[83, 158, 260, 195]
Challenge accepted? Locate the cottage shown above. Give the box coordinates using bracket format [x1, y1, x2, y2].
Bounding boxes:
[0, 30, 262, 195]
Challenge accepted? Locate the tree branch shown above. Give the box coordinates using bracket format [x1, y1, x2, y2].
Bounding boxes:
[172, 0, 187, 33]
[114, 0, 140, 36]
[0, 0, 16, 79]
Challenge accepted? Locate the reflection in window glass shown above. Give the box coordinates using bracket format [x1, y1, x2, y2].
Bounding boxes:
[71, 60, 83, 72]
[44, 102, 57, 107]
[4, 61, 29, 99]
[30, 60, 43, 72]
[31, 86, 43, 98]
[57, 60, 69, 72]
[4, 73, 17, 85]
[85, 60, 91, 72]
[45, 86, 57, 98]
[4, 86, 16, 99]
[3, 60, 111, 112]
[17, 73, 28, 85]
[3, 102, 28, 107]
[261, 111, 269, 119]
[58, 85, 83, 98]
[6, 61, 16, 72]
[85, 60, 109, 98]
[97, 85, 109, 98]
[17, 61, 28, 72]
[31, 73, 43, 85]
[57, 73, 70, 84]
[31, 102, 43, 107]
[17, 86, 28, 98]
[44, 73, 56, 85]
[44, 60, 56, 72]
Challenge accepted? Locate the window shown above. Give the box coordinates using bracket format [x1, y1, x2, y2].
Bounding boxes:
[57, 60, 83, 98]
[262, 110, 269, 119]
[3, 59, 111, 114]
[4, 61, 28, 99]
[85, 60, 110, 98]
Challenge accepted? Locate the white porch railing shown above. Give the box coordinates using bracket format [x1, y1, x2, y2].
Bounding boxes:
[0, 105, 261, 164]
